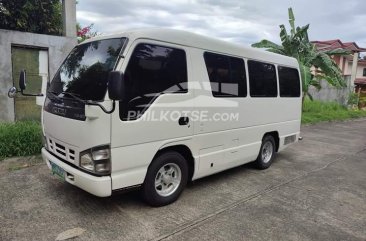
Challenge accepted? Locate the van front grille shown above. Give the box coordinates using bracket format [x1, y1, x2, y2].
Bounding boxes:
[47, 138, 76, 163]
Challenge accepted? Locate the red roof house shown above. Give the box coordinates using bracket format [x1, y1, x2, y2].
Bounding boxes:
[312, 40, 366, 88]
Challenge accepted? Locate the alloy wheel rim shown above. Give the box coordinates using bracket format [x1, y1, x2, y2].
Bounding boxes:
[155, 163, 182, 197]
[262, 141, 273, 163]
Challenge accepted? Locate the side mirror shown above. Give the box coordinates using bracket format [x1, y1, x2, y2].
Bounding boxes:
[9, 69, 43, 97]
[8, 70, 27, 98]
[108, 71, 125, 101]
[19, 70, 26, 91]
[8, 86, 18, 98]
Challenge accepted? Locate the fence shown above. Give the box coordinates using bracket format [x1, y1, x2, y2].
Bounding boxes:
[308, 78, 350, 106]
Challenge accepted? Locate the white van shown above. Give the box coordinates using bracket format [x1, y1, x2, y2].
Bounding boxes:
[9, 29, 302, 206]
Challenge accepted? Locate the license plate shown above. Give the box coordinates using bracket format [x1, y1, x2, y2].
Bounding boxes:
[50, 161, 65, 180]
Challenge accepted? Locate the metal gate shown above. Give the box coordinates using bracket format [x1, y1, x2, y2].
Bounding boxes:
[11, 46, 48, 121]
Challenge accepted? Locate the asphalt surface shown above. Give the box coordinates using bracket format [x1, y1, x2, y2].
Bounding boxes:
[1, 119, 366, 241]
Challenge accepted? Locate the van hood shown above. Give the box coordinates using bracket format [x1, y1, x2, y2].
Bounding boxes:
[43, 109, 111, 166]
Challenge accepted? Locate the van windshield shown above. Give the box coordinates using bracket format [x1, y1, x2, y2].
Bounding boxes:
[49, 38, 126, 101]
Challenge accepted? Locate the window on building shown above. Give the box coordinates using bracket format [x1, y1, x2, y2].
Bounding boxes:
[363, 68, 366, 77]
[120, 43, 188, 120]
[248, 60, 277, 97]
[203, 52, 247, 97]
[278, 66, 301, 97]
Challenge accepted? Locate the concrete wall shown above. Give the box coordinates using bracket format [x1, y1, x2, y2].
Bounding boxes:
[308, 79, 349, 106]
[0, 29, 77, 122]
[62, 0, 77, 37]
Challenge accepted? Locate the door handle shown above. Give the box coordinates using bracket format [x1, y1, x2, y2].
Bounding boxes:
[178, 117, 189, 126]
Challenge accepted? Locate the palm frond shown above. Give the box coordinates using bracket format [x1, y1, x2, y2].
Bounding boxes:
[267, 48, 287, 55]
[299, 63, 312, 92]
[288, 8, 295, 36]
[313, 52, 345, 87]
[251, 40, 283, 50]
[309, 79, 321, 90]
[293, 24, 309, 39]
[279, 24, 289, 44]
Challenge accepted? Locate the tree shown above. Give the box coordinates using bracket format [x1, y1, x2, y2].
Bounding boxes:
[0, 0, 63, 35]
[77, 23, 98, 43]
[251, 8, 350, 100]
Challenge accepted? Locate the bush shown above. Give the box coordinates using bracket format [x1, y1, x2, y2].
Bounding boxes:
[347, 92, 359, 106]
[302, 99, 366, 124]
[359, 96, 366, 109]
[0, 121, 42, 160]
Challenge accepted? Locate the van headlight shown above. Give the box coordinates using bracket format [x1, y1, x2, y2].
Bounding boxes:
[80, 145, 111, 175]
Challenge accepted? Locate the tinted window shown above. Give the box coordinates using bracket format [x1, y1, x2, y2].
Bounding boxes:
[50, 38, 126, 101]
[248, 60, 277, 97]
[278, 66, 301, 97]
[120, 43, 187, 120]
[204, 52, 246, 97]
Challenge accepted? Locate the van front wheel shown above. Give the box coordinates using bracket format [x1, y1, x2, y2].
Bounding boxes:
[142, 151, 188, 206]
[255, 135, 276, 169]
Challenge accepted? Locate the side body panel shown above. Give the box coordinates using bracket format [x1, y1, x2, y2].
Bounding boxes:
[110, 40, 195, 190]
[188, 48, 301, 179]
[110, 38, 301, 190]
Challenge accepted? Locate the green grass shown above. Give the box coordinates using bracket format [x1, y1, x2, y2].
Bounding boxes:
[302, 99, 366, 124]
[0, 121, 42, 160]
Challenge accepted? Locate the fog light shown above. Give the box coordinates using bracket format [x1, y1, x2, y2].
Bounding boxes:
[95, 162, 110, 174]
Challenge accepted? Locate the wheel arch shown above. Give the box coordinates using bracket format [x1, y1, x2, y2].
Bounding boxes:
[263, 131, 280, 152]
[153, 144, 195, 181]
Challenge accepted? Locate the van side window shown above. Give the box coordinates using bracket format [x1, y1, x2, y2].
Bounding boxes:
[278, 66, 301, 97]
[203, 52, 247, 97]
[248, 60, 277, 97]
[120, 43, 188, 120]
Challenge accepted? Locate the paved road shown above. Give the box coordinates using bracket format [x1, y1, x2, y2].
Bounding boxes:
[1, 119, 366, 241]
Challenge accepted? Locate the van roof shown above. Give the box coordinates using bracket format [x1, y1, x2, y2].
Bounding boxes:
[82, 28, 299, 67]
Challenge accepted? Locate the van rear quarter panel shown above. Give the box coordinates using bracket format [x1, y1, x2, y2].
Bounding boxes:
[189, 48, 301, 179]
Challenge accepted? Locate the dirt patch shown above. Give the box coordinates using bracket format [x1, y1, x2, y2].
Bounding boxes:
[0, 155, 43, 175]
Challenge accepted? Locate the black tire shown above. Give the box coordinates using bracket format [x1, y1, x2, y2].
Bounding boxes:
[142, 151, 188, 207]
[255, 135, 276, 170]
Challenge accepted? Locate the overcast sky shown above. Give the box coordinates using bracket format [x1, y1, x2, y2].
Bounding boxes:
[76, 0, 366, 47]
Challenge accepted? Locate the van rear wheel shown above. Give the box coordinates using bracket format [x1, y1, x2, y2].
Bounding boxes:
[255, 135, 276, 169]
[142, 151, 188, 206]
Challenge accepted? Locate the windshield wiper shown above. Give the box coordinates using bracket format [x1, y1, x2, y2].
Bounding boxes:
[47, 91, 62, 102]
[61, 91, 116, 114]
[61, 92, 87, 104]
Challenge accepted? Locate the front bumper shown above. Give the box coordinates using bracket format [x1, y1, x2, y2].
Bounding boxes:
[42, 147, 112, 197]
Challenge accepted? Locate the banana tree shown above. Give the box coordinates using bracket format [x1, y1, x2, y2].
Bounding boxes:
[252, 8, 350, 101]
